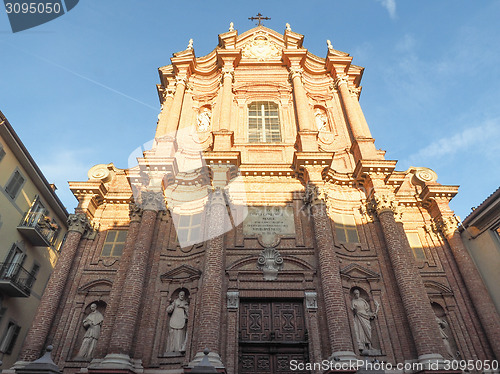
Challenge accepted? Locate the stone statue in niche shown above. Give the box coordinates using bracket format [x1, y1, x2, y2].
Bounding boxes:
[436, 316, 455, 358]
[165, 290, 189, 354]
[197, 108, 211, 132]
[351, 289, 380, 355]
[314, 108, 328, 131]
[76, 303, 104, 360]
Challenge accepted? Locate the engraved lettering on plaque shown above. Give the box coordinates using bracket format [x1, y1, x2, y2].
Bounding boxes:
[243, 207, 295, 246]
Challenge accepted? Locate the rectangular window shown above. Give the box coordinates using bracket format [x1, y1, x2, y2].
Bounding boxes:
[175, 213, 203, 246]
[248, 101, 281, 143]
[333, 213, 360, 243]
[5, 170, 25, 200]
[101, 230, 127, 257]
[0, 322, 21, 354]
[1, 245, 25, 279]
[407, 232, 427, 261]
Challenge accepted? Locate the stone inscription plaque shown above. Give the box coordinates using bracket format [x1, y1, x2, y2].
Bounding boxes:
[243, 207, 295, 240]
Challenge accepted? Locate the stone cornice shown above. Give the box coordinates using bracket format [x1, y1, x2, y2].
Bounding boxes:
[352, 159, 397, 180]
[420, 184, 459, 204]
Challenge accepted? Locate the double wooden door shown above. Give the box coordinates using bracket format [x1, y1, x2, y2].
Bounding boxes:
[239, 300, 309, 374]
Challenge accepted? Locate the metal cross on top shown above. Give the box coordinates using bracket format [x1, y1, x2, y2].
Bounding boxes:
[249, 13, 271, 26]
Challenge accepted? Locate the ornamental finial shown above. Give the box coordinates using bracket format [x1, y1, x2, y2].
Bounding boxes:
[187, 38, 193, 50]
[285, 23, 291, 31]
[229, 22, 234, 31]
[327, 39, 333, 50]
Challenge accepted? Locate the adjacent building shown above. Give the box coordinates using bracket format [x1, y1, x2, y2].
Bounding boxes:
[0, 111, 68, 368]
[460, 188, 500, 315]
[14, 24, 500, 374]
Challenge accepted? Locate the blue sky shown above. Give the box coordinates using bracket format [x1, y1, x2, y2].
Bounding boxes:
[0, 0, 499, 220]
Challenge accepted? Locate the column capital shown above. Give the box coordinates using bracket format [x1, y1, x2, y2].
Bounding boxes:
[137, 190, 166, 212]
[67, 213, 90, 234]
[303, 182, 327, 206]
[221, 67, 234, 82]
[129, 203, 143, 223]
[207, 186, 228, 207]
[371, 193, 398, 215]
[175, 75, 188, 87]
[435, 215, 459, 237]
[334, 74, 349, 88]
[349, 86, 361, 99]
[289, 66, 303, 81]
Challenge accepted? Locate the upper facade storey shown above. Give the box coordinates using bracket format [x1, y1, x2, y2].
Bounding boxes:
[154, 25, 382, 166]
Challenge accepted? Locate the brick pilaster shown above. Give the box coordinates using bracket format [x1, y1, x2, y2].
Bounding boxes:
[19, 213, 90, 361]
[95, 204, 143, 357]
[374, 197, 445, 358]
[195, 188, 226, 354]
[107, 205, 158, 355]
[438, 216, 500, 360]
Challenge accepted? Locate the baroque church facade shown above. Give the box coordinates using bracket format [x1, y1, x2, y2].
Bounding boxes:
[14, 24, 500, 374]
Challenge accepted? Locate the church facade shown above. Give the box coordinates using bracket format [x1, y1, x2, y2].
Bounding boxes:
[14, 24, 500, 374]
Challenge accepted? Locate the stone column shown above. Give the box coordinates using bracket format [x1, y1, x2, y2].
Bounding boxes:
[19, 214, 90, 362]
[372, 193, 446, 363]
[437, 215, 500, 360]
[335, 75, 377, 159]
[155, 89, 175, 138]
[95, 204, 143, 357]
[289, 67, 318, 152]
[303, 177, 356, 361]
[213, 68, 234, 151]
[157, 76, 187, 139]
[190, 188, 227, 369]
[100, 192, 163, 370]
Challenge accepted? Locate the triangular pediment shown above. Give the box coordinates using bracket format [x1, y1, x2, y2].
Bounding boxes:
[160, 264, 202, 283]
[340, 263, 380, 281]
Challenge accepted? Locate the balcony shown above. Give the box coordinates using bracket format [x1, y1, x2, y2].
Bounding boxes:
[0, 263, 35, 297]
[18, 211, 59, 247]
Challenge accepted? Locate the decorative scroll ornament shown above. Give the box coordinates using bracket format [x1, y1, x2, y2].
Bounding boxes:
[257, 247, 283, 281]
[129, 203, 143, 223]
[410, 167, 438, 185]
[288, 66, 303, 82]
[242, 35, 281, 61]
[227, 291, 239, 309]
[435, 215, 459, 237]
[88, 164, 112, 182]
[67, 213, 90, 235]
[334, 74, 349, 88]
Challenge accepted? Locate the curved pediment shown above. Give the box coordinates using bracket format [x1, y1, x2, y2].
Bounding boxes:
[424, 280, 453, 296]
[77, 279, 112, 295]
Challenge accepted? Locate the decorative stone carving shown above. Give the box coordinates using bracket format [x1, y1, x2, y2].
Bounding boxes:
[165, 290, 189, 354]
[412, 167, 438, 184]
[351, 289, 380, 355]
[285, 23, 291, 31]
[327, 39, 333, 50]
[228, 22, 234, 31]
[76, 303, 103, 360]
[257, 247, 283, 281]
[187, 38, 193, 50]
[129, 203, 143, 223]
[288, 66, 303, 81]
[197, 108, 211, 132]
[435, 215, 459, 237]
[242, 35, 280, 60]
[303, 183, 326, 206]
[67, 214, 90, 234]
[87, 164, 112, 182]
[349, 86, 361, 99]
[138, 190, 165, 211]
[305, 292, 318, 309]
[371, 193, 397, 215]
[227, 291, 239, 309]
[335, 74, 349, 87]
[314, 108, 328, 131]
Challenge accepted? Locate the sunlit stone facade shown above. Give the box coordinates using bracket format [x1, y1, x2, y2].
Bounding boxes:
[15, 25, 499, 374]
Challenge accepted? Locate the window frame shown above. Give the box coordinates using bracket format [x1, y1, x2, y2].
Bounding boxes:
[247, 101, 282, 143]
[100, 230, 127, 257]
[332, 213, 360, 244]
[0, 320, 21, 354]
[4, 168, 26, 200]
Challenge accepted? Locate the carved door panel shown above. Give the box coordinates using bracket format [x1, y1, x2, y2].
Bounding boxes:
[239, 300, 309, 374]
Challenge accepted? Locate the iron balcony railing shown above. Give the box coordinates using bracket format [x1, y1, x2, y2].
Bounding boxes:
[0, 262, 35, 297]
[18, 211, 59, 246]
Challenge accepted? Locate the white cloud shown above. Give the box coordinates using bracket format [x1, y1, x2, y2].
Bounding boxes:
[377, 0, 397, 19]
[404, 117, 500, 165]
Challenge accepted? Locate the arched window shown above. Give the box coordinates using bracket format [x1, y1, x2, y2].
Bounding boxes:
[248, 101, 281, 143]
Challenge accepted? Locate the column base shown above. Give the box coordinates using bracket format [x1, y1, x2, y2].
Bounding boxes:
[328, 351, 358, 362]
[186, 351, 225, 371]
[417, 353, 445, 371]
[87, 354, 143, 374]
